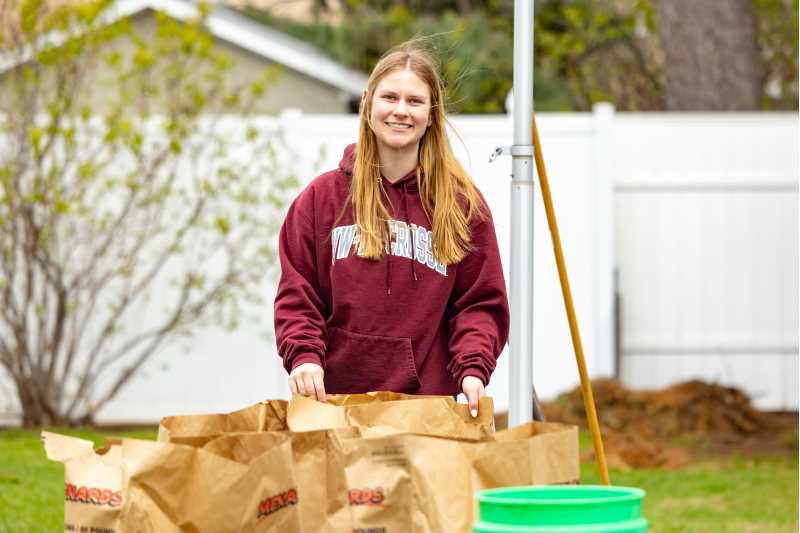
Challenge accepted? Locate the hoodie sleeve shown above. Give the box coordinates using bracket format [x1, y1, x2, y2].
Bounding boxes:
[274, 185, 328, 373]
[445, 209, 510, 387]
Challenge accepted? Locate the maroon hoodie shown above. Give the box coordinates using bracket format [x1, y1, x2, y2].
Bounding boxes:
[274, 144, 509, 395]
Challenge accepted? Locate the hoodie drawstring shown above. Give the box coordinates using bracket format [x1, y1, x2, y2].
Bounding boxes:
[384, 177, 421, 296]
[402, 183, 419, 282]
[380, 177, 393, 295]
[386, 254, 392, 295]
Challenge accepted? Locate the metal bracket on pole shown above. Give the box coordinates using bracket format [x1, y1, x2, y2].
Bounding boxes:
[490, 145, 535, 164]
[489, 146, 509, 163]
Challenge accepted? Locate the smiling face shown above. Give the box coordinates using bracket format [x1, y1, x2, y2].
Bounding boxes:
[368, 69, 433, 155]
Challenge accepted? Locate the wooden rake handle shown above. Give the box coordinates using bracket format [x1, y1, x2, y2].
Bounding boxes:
[531, 114, 611, 486]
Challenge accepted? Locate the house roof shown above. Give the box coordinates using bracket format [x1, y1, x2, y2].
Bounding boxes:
[0, 0, 368, 97]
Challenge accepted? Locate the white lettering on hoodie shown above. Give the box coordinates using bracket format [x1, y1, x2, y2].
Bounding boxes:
[331, 220, 447, 276]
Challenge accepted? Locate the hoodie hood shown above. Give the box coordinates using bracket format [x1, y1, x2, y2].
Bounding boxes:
[339, 143, 356, 174]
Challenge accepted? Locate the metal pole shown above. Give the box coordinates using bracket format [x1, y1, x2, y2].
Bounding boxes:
[509, 0, 535, 426]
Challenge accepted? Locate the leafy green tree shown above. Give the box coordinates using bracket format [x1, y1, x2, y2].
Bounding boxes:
[0, 0, 297, 426]
[753, 0, 799, 109]
[243, 0, 658, 112]
[243, 0, 648, 112]
[534, 0, 663, 110]
[243, 0, 797, 112]
[536, 0, 797, 110]
[242, 3, 517, 113]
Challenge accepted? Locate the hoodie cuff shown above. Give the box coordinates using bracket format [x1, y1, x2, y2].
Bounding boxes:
[290, 352, 324, 372]
[448, 352, 493, 390]
[458, 369, 488, 390]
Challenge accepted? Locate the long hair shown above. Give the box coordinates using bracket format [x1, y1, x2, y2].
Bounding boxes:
[351, 40, 486, 265]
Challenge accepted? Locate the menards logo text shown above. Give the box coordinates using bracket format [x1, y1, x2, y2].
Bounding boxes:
[348, 487, 385, 506]
[65, 484, 123, 507]
[257, 488, 298, 519]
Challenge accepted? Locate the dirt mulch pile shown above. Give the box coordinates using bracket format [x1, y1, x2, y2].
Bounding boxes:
[538, 379, 797, 470]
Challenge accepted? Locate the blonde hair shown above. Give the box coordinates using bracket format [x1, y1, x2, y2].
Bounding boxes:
[351, 40, 486, 265]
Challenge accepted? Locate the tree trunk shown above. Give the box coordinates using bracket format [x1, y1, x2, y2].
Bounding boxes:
[656, 0, 761, 110]
[14, 374, 70, 427]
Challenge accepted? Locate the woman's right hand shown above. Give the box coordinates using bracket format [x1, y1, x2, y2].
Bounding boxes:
[288, 362, 327, 402]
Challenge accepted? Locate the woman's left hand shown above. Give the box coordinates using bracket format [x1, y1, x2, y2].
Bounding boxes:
[461, 376, 485, 418]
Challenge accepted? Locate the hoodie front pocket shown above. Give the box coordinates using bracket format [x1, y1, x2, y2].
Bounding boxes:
[324, 327, 421, 394]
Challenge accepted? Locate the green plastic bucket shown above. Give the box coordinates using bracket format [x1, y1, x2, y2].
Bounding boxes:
[472, 518, 648, 533]
[474, 486, 647, 532]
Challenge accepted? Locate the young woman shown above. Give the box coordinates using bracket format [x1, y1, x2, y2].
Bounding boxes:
[274, 41, 509, 417]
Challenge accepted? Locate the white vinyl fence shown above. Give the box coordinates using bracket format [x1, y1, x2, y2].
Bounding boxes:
[1, 107, 796, 424]
[612, 112, 798, 410]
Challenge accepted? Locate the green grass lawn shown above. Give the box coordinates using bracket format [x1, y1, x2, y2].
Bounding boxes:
[0, 427, 797, 532]
[0, 427, 157, 532]
[581, 457, 798, 533]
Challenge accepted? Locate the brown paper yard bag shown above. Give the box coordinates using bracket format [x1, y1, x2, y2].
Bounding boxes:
[287, 391, 495, 440]
[331, 421, 580, 533]
[45, 430, 303, 532]
[119, 436, 302, 532]
[472, 421, 580, 490]
[203, 428, 359, 533]
[334, 432, 472, 533]
[157, 399, 287, 447]
[42, 431, 125, 533]
[46, 396, 577, 533]
[320, 391, 435, 405]
[200, 430, 289, 464]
